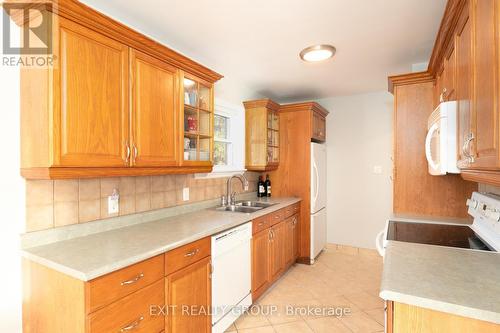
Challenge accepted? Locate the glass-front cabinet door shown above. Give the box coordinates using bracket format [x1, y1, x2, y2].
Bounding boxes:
[267, 110, 280, 165]
[181, 72, 214, 165]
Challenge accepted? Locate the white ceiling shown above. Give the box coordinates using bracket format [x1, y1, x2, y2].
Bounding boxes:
[81, 0, 446, 104]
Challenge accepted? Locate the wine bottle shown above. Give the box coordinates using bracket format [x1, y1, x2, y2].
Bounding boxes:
[265, 174, 271, 197]
[258, 176, 265, 197]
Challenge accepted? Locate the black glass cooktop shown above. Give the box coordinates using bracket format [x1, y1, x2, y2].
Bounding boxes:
[387, 221, 493, 251]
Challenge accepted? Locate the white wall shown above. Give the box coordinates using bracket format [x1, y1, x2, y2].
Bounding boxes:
[317, 91, 393, 249]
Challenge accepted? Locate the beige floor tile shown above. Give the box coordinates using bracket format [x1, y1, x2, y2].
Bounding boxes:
[304, 316, 352, 333]
[265, 303, 303, 325]
[338, 311, 383, 333]
[314, 294, 361, 314]
[224, 323, 237, 332]
[364, 308, 385, 326]
[235, 311, 271, 330]
[238, 326, 276, 333]
[344, 291, 384, 311]
[273, 320, 313, 333]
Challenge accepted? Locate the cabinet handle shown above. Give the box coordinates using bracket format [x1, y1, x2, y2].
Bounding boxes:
[119, 316, 144, 332]
[292, 217, 297, 226]
[209, 261, 213, 279]
[184, 248, 200, 257]
[120, 273, 144, 286]
[124, 142, 131, 164]
[132, 144, 138, 163]
[462, 133, 475, 164]
[269, 229, 273, 241]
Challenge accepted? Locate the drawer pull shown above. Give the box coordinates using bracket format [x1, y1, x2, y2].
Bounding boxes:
[258, 222, 264, 226]
[120, 273, 144, 286]
[274, 215, 280, 219]
[184, 249, 200, 257]
[119, 316, 144, 332]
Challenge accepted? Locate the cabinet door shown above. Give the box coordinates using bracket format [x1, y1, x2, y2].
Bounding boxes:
[131, 50, 179, 167]
[442, 46, 456, 101]
[269, 221, 285, 282]
[471, 0, 499, 168]
[251, 228, 270, 300]
[312, 112, 326, 142]
[292, 214, 300, 260]
[456, 3, 474, 168]
[56, 18, 129, 167]
[165, 257, 211, 333]
[284, 218, 294, 268]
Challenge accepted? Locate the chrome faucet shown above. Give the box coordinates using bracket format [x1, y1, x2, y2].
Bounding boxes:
[225, 174, 249, 206]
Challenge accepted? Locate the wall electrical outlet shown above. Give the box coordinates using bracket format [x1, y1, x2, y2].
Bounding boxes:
[108, 189, 120, 214]
[182, 187, 190, 201]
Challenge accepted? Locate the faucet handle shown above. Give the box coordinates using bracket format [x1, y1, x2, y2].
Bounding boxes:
[220, 195, 227, 206]
[230, 192, 237, 205]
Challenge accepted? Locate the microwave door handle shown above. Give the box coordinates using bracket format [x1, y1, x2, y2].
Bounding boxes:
[425, 123, 440, 171]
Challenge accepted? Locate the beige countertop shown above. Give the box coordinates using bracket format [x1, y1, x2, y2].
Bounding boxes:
[21, 196, 301, 281]
[380, 241, 500, 324]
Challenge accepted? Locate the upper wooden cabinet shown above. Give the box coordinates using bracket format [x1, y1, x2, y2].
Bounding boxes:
[130, 50, 179, 167]
[244, 99, 281, 171]
[181, 74, 214, 167]
[312, 109, 327, 142]
[17, 1, 222, 179]
[54, 18, 130, 168]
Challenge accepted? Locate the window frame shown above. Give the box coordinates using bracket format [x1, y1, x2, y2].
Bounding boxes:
[195, 99, 246, 179]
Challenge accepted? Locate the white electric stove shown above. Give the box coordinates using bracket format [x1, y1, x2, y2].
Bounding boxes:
[376, 192, 500, 256]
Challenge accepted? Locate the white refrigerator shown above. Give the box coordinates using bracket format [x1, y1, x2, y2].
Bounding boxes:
[310, 142, 327, 262]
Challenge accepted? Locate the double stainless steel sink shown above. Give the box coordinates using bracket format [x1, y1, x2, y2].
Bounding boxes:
[214, 200, 277, 213]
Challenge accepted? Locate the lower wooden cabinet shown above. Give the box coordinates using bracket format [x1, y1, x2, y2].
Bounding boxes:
[269, 220, 286, 281]
[165, 256, 212, 333]
[389, 301, 500, 333]
[88, 279, 165, 333]
[251, 204, 301, 302]
[252, 228, 271, 301]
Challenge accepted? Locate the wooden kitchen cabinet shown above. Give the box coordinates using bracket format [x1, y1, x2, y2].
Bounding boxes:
[180, 73, 214, 166]
[390, 302, 500, 333]
[312, 109, 327, 142]
[18, 1, 221, 179]
[251, 228, 271, 301]
[165, 256, 212, 333]
[251, 203, 300, 302]
[244, 99, 281, 171]
[53, 17, 130, 168]
[130, 49, 179, 167]
[269, 220, 286, 281]
[455, 2, 473, 169]
[468, 0, 499, 169]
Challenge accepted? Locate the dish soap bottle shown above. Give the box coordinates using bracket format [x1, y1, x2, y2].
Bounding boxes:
[265, 174, 271, 197]
[258, 176, 265, 197]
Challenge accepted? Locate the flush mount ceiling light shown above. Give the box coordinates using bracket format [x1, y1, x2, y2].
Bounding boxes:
[299, 44, 336, 62]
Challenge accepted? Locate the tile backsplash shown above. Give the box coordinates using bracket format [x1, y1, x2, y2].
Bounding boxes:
[479, 183, 500, 196]
[25, 173, 259, 232]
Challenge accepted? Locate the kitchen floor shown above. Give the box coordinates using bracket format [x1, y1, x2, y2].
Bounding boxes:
[226, 245, 384, 333]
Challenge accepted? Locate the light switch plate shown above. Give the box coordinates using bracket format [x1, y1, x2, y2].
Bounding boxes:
[373, 165, 383, 174]
[182, 187, 190, 201]
[108, 193, 119, 214]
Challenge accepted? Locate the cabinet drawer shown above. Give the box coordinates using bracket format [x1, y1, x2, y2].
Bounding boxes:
[87, 254, 164, 313]
[284, 203, 300, 218]
[253, 215, 270, 234]
[165, 237, 211, 275]
[87, 279, 164, 333]
[269, 209, 285, 226]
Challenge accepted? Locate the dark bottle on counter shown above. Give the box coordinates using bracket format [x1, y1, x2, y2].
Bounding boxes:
[265, 174, 271, 197]
[258, 176, 266, 197]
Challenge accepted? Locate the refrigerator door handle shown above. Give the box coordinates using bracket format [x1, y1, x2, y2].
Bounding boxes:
[312, 159, 319, 209]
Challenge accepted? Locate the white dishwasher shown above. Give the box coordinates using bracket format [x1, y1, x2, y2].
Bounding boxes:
[211, 222, 252, 333]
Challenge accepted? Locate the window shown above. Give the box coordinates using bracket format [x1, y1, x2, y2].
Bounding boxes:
[214, 114, 231, 166]
[195, 99, 245, 178]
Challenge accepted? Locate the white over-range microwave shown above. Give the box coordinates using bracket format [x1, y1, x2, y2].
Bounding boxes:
[425, 101, 460, 175]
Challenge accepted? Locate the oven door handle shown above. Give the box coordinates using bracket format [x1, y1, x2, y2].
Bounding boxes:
[376, 230, 386, 257]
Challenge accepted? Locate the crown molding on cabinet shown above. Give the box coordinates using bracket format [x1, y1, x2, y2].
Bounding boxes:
[279, 102, 329, 117]
[243, 99, 281, 112]
[387, 71, 435, 94]
[5, 0, 223, 83]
